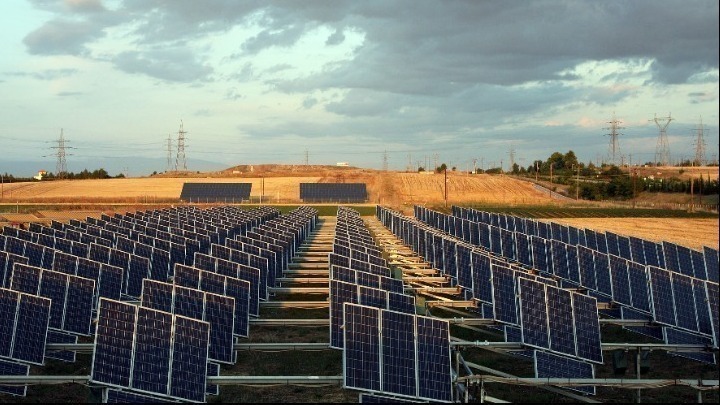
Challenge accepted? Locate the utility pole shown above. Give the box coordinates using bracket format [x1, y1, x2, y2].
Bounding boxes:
[175, 120, 187, 171]
[433, 153, 439, 172]
[382, 150, 388, 171]
[444, 166, 448, 207]
[651, 113, 673, 166]
[632, 169, 637, 209]
[508, 145, 516, 172]
[472, 158, 477, 174]
[535, 161, 539, 182]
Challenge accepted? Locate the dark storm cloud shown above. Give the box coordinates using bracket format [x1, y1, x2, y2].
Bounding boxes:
[113, 50, 213, 82]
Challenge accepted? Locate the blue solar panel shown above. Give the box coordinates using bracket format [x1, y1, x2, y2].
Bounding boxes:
[131, 307, 172, 394]
[616, 235, 632, 261]
[359, 286, 389, 309]
[530, 236, 549, 275]
[63, 275, 95, 335]
[534, 351, 595, 395]
[415, 315, 452, 402]
[38, 269, 67, 330]
[9, 263, 41, 295]
[620, 307, 664, 341]
[549, 240, 567, 278]
[671, 273, 699, 332]
[577, 246, 596, 291]
[491, 264, 518, 325]
[664, 328, 716, 364]
[381, 311, 417, 397]
[690, 250, 707, 281]
[648, 267, 676, 326]
[206, 361, 220, 396]
[514, 232, 532, 266]
[546, 286, 576, 357]
[168, 315, 210, 402]
[126, 255, 151, 299]
[456, 244, 472, 291]
[500, 229, 515, 260]
[204, 293, 235, 365]
[593, 251, 612, 298]
[3, 254, 29, 288]
[104, 388, 177, 403]
[478, 223, 490, 250]
[343, 303, 381, 391]
[518, 278, 549, 350]
[705, 281, 719, 348]
[662, 242, 680, 273]
[676, 245, 695, 277]
[642, 240, 660, 267]
[572, 294, 603, 363]
[91, 299, 136, 387]
[692, 279, 713, 337]
[0, 359, 29, 397]
[703, 246, 719, 283]
[627, 261, 651, 313]
[489, 226, 502, 255]
[357, 271, 381, 289]
[628, 237, 646, 265]
[331, 280, 359, 349]
[536, 221, 549, 239]
[388, 292, 415, 314]
[608, 255, 632, 306]
[470, 252, 492, 303]
[141, 279, 174, 313]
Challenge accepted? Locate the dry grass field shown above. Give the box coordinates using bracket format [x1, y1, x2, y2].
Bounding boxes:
[0, 165, 717, 250]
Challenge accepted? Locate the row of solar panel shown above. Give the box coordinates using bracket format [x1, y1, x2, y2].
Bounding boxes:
[300, 183, 368, 203]
[179, 183, 253, 203]
[376, 206, 603, 393]
[333, 208, 453, 402]
[412, 206, 720, 351]
[448, 206, 719, 283]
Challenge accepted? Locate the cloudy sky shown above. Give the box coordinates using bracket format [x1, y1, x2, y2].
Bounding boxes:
[1, 0, 718, 176]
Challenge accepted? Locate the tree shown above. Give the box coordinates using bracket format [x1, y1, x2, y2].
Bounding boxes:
[511, 163, 520, 174]
[563, 150, 578, 170]
[436, 163, 447, 173]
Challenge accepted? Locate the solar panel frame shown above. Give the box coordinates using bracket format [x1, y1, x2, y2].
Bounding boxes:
[0, 359, 29, 397]
[608, 255, 632, 307]
[648, 266, 676, 326]
[343, 303, 381, 392]
[572, 293, 603, 364]
[546, 286, 577, 357]
[534, 350, 595, 395]
[671, 273, 699, 333]
[381, 311, 417, 397]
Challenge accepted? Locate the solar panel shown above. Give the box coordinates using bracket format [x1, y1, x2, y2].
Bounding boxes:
[546, 286, 576, 357]
[9, 263, 41, 295]
[676, 245, 695, 277]
[415, 315, 452, 402]
[3, 254, 29, 288]
[627, 261, 651, 313]
[103, 388, 178, 403]
[643, 240, 660, 268]
[572, 294, 603, 363]
[534, 351, 595, 395]
[131, 307, 172, 394]
[388, 292, 415, 314]
[515, 232, 532, 266]
[691, 279, 713, 337]
[608, 255, 632, 306]
[518, 278, 550, 350]
[381, 311, 417, 397]
[703, 246, 719, 283]
[577, 246, 596, 291]
[179, 183, 252, 203]
[664, 328, 716, 364]
[0, 359, 29, 397]
[690, 250, 707, 281]
[90, 298, 210, 402]
[648, 266, 676, 326]
[662, 242, 680, 273]
[530, 236, 549, 275]
[300, 183, 368, 203]
[330, 280, 359, 349]
[592, 251, 612, 298]
[206, 362, 220, 396]
[705, 281, 719, 348]
[343, 303, 381, 391]
[491, 264, 518, 325]
[471, 250, 493, 303]
[671, 273, 699, 332]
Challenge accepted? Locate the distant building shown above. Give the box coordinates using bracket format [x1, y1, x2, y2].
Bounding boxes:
[336, 162, 349, 167]
[33, 170, 47, 181]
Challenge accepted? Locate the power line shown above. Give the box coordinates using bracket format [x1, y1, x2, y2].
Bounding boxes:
[47, 128, 74, 179]
[693, 116, 707, 166]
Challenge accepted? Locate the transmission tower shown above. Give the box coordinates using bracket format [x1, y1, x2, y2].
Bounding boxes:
[693, 116, 707, 166]
[382, 150, 388, 171]
[508, 145, 516, 170]
[166, 134, 173, 172]
[433, 153, 439, 171]
[50, 129, 72, 179]
[604, 112, 624, 165]
[650, 113, 673, 166]
[175, 120, 187, 171]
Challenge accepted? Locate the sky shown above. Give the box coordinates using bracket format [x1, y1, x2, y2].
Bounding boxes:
[0, 0, 718, 177]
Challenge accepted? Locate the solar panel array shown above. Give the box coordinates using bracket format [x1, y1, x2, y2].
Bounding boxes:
[377, 206, 603, 393]
[0, 205, 320, 399]
[330, 208, 414, 349]
[300, 183, 368, 203]
[412, 206, 719, 358]
[90, 298, 210, 402]
[343, 303, 452, 402]
[179, 182, 252, 203]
